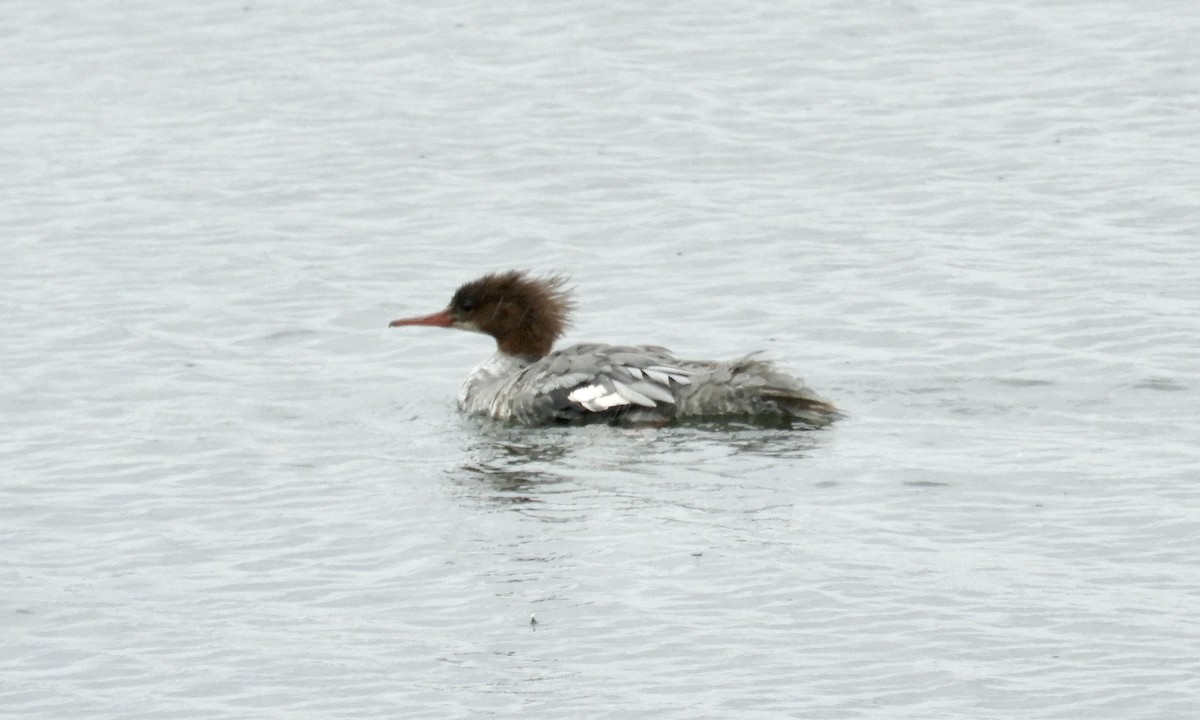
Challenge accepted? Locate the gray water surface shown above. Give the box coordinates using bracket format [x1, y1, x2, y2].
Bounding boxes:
[3, 1, 1199, 718]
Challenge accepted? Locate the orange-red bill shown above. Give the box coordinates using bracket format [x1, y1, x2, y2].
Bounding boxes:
[389, 309, 454, 328]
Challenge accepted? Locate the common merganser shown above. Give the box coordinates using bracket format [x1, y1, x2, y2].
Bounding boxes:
[389, 271, 839, 428]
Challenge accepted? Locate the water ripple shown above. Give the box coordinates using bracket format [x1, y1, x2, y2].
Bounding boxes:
[3, 1, 1199, 718]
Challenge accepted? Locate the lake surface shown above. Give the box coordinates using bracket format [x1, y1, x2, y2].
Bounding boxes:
[3, 1, 1198, 718]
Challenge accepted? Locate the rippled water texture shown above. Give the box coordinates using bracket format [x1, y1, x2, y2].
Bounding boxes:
[3, 1, 1198, 718]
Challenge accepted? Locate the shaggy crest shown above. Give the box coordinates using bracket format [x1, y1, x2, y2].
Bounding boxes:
[449, 271, 574, 358]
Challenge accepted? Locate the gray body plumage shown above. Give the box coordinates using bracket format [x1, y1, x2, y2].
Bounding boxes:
[458, 343, 838, 428]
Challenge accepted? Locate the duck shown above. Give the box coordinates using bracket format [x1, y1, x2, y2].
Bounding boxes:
[389, 270, 839, 427]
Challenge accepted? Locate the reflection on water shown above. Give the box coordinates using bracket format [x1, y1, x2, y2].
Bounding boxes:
[452, 421, 579, 505]
[448, 417, 833, 509]
[699, 425, 829, 460]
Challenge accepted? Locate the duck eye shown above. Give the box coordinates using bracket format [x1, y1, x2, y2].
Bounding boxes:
[459, 297, 477, 312]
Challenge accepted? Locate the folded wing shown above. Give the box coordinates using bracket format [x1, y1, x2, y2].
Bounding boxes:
[515, 344, 693, 423]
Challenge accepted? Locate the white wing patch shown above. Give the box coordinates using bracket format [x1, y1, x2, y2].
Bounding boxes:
[565, 363, 692, 414]
[567, 384, 631, 411]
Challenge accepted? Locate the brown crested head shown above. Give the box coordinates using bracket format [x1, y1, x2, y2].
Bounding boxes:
[390, 271, 573, 358]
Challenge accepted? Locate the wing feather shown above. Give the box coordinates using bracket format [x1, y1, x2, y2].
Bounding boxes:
[520, 344, 692, 422]
[610, 380, 657, 408]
